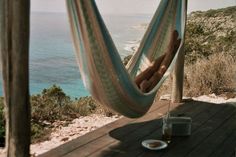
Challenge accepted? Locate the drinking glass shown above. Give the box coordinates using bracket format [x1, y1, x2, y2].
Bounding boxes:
[162, 114, 172, 143]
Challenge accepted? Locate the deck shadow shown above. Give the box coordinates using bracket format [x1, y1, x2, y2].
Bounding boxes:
[96, 101, 236, 157]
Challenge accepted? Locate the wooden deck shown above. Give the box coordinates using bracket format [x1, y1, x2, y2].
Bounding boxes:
[38, 100, 236, 157]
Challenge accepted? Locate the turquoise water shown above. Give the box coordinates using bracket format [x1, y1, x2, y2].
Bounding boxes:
[0, 12, 152, 98]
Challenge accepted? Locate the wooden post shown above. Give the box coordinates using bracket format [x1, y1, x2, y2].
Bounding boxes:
[0, 0, 31, 157]
[171, 0, 188, 104]
[171, 45, 185, 103]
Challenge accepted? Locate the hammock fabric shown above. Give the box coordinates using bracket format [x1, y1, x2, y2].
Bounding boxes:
[66, 0, 187, 118]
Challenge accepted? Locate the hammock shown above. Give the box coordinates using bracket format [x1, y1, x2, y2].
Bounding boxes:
[66, 0, 187, 118]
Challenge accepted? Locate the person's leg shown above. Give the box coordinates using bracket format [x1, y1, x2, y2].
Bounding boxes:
[140, 30, 181, 92]
[139, 80, 150, 92]
[135, 54, 165, 86]
[147, 36, 181, 91]
[157, 30, 179, 70]
[136, 30, 181, 93]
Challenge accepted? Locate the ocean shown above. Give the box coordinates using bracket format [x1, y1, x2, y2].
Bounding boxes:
[0, 12, 152, 98]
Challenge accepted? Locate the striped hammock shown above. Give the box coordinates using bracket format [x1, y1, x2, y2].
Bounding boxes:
[66, 0, 187, 118]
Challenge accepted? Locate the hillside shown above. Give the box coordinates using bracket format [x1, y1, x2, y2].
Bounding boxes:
[185, 6, 236, 64]
[183, 6, 236, 96]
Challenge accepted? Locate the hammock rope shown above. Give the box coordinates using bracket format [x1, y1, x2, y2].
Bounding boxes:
[66, 0, 187, 118]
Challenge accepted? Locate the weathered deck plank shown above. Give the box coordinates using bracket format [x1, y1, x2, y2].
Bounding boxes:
[209, 129, 236, 157]
[139, 102, 229, 157]
[38, 101, 236, 157]
[187, 111, 236, 157]
[63, 101, 180, 157]
[158, 103, 236, 157]
[92, 101, 203, 157]
[133, 101, 221, 157]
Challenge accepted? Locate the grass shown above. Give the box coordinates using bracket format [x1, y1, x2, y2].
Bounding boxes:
[184, 53, 236, 96]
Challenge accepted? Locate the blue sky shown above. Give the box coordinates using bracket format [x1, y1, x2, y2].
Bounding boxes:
[31, 0, 235, 14]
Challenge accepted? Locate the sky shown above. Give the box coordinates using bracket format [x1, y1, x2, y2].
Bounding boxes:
[31, 0, 236, 14]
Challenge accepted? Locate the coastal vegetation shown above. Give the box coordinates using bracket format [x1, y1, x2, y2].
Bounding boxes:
[0, 85, 116, 144]
[184, 6, 235, 96]
[0, 6, 235, 145]
[30, 85, 116, 143]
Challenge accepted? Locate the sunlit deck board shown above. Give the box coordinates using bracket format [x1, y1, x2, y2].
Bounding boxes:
[38, 100, 236, 157]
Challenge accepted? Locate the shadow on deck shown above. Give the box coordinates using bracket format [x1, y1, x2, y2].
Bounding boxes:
[39, 100, 236, 157]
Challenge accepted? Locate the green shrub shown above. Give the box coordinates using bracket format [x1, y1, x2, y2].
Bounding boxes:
[30, 85, 78, 142]
[93, 102, 117, 117]
[187, 23, 205, 36]
[72, 96, 97, 116]
[30, 85, 117, 142]
[205, 9, 218, 17]
[72, 96, 117, 117]
[218, 31, 236, 54]
[31, 85, 77, 123]
[31, 122, 51, 143]
[204, 6, 236, 17]
[184, 39, 212, 64]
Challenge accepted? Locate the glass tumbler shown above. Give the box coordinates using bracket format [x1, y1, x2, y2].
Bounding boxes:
[162, 115, 172, 143]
